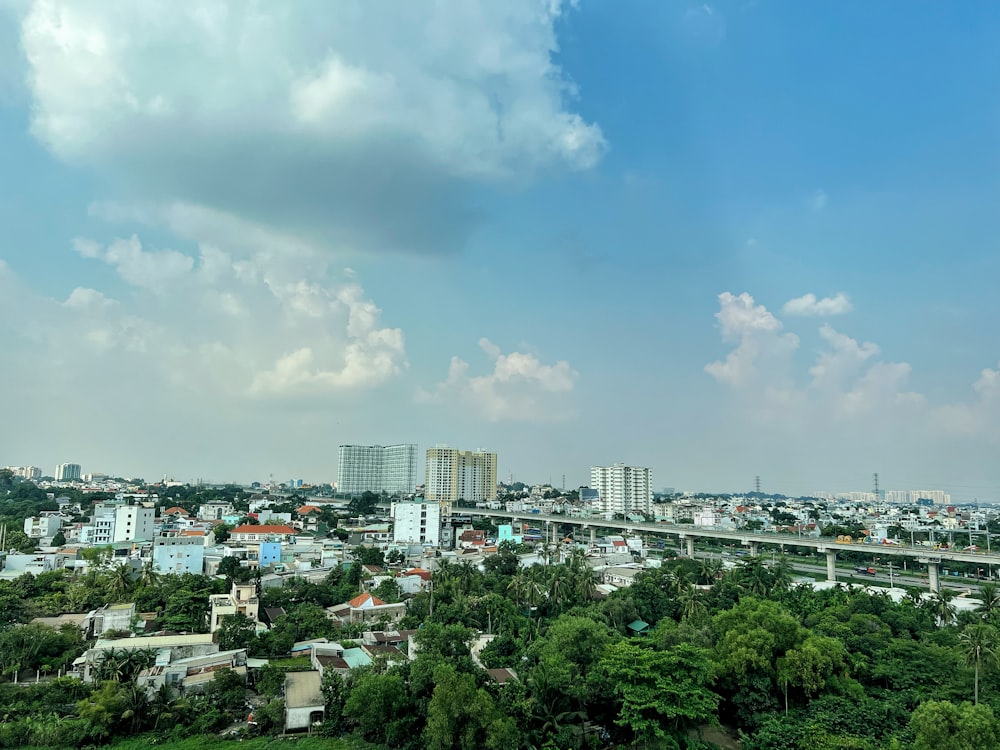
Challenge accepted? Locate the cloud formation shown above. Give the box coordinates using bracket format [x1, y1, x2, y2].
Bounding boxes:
[16, 0, 605, 255]
[704, 292, 799, 388]
[782, 292, 853, 317]
[420, 338, 578, 422]
[707, 291, 921, 421]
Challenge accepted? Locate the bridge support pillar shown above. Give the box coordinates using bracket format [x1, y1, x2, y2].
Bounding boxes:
[826, 550, 837, 582]
[589, 527, 596, 545]
[749, 542, 759, 556]
[686, 537, 695, 558]
[928, 561, 940, 593]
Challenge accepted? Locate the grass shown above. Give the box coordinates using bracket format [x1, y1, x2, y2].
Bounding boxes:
[266, 656, 313, 671]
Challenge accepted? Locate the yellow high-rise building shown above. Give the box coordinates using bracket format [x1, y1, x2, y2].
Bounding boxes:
[425, 446, 497, 503]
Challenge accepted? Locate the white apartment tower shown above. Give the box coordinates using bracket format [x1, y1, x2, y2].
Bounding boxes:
[590, 464, 653, 518]
[338, 444, 418, 495]
[391, 500, 443, 547]
[55, 463, 82, 481]
[425, 447, 497, 504]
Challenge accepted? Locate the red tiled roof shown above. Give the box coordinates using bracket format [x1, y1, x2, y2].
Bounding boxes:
[164, 507, 188, 515]
[348, 593, 387, 608]
[402, 568, 431, 581]
[231, 524, 297, 535]
[297, 505, 321, 514]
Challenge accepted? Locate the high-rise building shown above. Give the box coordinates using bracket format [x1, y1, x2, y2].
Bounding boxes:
[338, 444, 417, 495]
[425, 446, 497, 503]
[55, 463, 82, 481]
[391, 500, 443, 547]
[590, 464, 653, 517]
[3, 466, 42, 480]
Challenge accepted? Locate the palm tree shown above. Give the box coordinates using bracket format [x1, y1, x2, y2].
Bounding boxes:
[737, 557, 771, 597]
[106, 563, 135, 603]
[677, 585, 707, 623]
[926, 589, 958, 626]
[960, 623, 999, 705]
[697, 558, 722, 585]
[977, 583, 1000, 621]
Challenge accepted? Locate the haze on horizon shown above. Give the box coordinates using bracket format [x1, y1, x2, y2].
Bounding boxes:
[2, 2, 1000, 501]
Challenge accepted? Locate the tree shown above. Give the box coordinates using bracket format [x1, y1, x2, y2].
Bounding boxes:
[910, 700, 1000, 750]
[217, 612, 258, 651]
[977, 582, 1000, 621]
[347, 491, 380, 517]
[425, 663, 515, 750]
[50, 530, 66, 547]
[214, 524, 232, 544]
[203, 667, 247, 713]
[597, 640, 719, 747]
[959, 623, 998, 705]
[343, 672, 412, 746]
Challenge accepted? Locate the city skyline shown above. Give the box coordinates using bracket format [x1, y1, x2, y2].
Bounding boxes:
[4, 4, 1000, 499]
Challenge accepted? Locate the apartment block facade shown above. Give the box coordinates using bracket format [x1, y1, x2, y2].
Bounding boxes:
[425, 447, 497, 504]
[338, 444, 418, 495]
[590, 464, 653, 518]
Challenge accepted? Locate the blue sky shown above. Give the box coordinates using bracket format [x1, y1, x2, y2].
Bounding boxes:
[2, 1, 1000, 498]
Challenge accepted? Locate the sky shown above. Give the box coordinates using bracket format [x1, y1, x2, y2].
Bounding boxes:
[2, 2, 1000, 499]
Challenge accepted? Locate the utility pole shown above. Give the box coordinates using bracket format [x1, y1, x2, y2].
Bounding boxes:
[888, 561, 894, 590]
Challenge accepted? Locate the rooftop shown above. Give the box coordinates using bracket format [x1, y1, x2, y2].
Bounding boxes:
[284, 670, 323, 709]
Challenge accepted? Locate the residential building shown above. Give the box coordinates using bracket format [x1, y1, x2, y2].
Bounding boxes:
[3, 466, 42, 480]
[590, 464, 653, 517]
[425, 446, 497, 503]
[337, 444, 418, 495]
[114, 504, 155, 543]
[23, 514, 63, 539]
[229, 524, 298, 544]
[392, 500, 442, 547]
[209, 582, 260, 632]
[198, 502, 235, 520]
[152, 535, 205, 575]
[55, 463, 82, 481]
[326, 592, 406, 625]
[283, 671, 325, 732]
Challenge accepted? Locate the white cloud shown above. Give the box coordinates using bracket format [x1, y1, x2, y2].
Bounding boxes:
[16, 0, 605, 255]
[808, 325, 878, 390]
[782, 292, 853, 317]
[705, 292, 799, 388]
[72, 235, 195, 293]
[421, 338, 578, 421]
[707, 291, 924, 423]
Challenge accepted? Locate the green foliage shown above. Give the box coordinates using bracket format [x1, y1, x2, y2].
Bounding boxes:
[597, 640, 720, 746]
[910, 700, 1000, 750]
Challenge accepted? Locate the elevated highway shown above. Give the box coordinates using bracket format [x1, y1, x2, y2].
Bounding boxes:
[462, 508, 1000, 591]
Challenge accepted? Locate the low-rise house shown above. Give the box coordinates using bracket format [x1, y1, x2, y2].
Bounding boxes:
[283, 670, 324, 732]
[229, 524, 298, 544]
[326, 593, 406, 626]
[74, 633, 219, 683]
[137, 649, 247, 695]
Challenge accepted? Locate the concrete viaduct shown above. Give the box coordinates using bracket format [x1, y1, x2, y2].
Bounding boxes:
[461, 508, 1000, 592]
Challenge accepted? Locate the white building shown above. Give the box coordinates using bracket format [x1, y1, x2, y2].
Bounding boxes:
[55, 463, 82, 481]
[24, 514, 63, 539]
[590, 464, 653, 518]
[114, 504, 155, 543]
[425, 446, 497, 503]
[391, 500, 443, 547]
[338, 444, 418, 495]
[3, 466, 42, 480]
